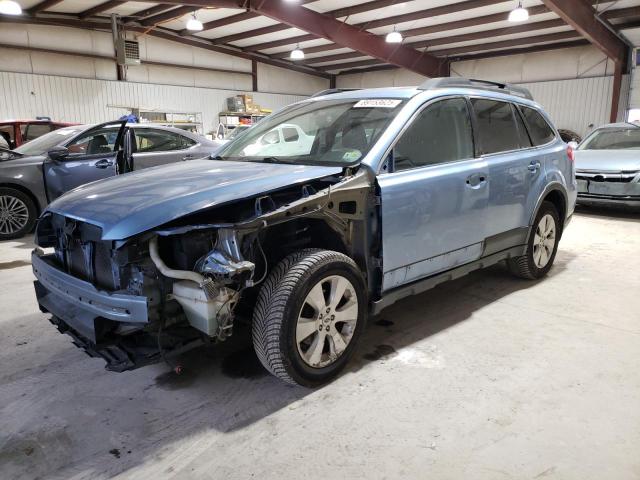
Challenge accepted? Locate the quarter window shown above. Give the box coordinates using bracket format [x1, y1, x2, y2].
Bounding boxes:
[520, 106, 555, 145]
[393, 97, 474, 171]
[471, 99, 521, 154]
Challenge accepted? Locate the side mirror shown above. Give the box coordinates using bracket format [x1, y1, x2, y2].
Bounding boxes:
[567, 141, 578, 150]
[47, 146, 69, 162]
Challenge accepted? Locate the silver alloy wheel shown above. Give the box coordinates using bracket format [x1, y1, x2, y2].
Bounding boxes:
[0, 195, 29, 235]
[296, 275, 359, 368]
[533, 213, 556, 268]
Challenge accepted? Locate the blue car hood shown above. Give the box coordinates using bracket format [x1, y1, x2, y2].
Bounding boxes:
[47, 160, 342, 240]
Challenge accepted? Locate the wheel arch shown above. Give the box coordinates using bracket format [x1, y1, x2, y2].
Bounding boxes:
[528, 182, 568, 240]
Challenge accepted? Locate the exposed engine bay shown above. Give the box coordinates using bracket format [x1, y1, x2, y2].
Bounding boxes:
[33, 169, 378, 372]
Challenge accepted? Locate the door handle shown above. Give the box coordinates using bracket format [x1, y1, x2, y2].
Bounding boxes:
[528, 162, 541, 173]
[466, 174, 487, 188]
[95, 159, 113, 169]
[182, 154, 196, 161]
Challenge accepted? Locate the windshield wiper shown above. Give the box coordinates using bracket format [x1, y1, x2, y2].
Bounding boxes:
[247, 157, 296, 164]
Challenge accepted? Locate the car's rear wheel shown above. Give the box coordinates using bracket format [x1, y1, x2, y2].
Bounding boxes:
[0, 188, 37, 240]
[508, 201, 560, 279]
[252, 249, 366, 387]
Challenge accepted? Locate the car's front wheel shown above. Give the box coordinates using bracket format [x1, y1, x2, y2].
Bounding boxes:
[252, 249, 366, 387]
[0, 187, 37, 240]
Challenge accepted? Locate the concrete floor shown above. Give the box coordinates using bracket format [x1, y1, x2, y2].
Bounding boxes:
[0, 207, 639, 480]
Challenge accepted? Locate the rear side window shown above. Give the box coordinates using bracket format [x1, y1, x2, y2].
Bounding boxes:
[520, 106, 555, 145]
[471, 99, 520, 154]
[393, 97, 474, 171]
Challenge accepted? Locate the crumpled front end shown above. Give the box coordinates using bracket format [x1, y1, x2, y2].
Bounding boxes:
[32, 212, 256, 372]
[575, 170, 640, 208]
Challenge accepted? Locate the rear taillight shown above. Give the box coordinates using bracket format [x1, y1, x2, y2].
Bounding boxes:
[567, 145, 575, 162]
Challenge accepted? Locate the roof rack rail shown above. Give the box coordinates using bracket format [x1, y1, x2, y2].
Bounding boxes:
[310, 88, 359, 98]
[418, 77, 533, 100]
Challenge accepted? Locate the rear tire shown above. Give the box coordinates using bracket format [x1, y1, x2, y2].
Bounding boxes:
[508, 201, 560, 279]
[0, 187, 37, 240]
[252, 249, 366, 387]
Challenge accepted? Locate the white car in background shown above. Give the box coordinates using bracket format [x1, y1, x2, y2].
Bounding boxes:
[242, 124, 314, 157]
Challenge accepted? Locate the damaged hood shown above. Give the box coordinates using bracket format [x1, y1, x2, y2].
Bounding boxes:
[575, 149, 640, 172]
[46, 159, 342, 240]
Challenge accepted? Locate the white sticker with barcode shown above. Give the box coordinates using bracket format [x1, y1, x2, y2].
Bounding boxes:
[353, 99, 402, 108]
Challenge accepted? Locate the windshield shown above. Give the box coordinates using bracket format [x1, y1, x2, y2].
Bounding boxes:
[218, 98, 406, 165]
[14, 127, 85, 156]
[579, 127, 640, 150]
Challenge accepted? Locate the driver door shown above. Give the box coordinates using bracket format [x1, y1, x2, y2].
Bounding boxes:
[44, 121, 126, 201]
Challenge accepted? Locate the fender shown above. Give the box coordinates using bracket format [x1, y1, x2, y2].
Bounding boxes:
[526, 181, 569, 242]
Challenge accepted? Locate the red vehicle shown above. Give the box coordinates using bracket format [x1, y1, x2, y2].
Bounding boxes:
[0, 118, 77, 149]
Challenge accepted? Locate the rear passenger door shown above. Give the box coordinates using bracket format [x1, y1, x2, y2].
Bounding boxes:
[131, 128, 197, 170]
[470, 98, 545, 245]
[378, 97, 489, 291]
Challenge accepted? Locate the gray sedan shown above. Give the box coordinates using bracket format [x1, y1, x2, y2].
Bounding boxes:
[574, 122, 640, 208]
[0, 121, 223, 239]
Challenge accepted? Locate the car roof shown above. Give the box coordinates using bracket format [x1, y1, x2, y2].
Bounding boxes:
[306, 85, 541, 110]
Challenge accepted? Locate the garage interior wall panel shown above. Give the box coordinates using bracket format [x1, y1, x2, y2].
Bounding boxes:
[257, 63, 329, 96]
[0, 72, 307, 134]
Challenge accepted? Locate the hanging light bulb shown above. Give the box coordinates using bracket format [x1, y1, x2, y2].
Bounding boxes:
[385, 27, 402, 44]
[0, 0, 22, 15]
[290, 45, 304, 60]
[508, 1, 529, 22]
[186, 12, 203, 31]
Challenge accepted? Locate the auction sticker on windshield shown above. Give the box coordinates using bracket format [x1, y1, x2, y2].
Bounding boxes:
[353, 99, 402, 108]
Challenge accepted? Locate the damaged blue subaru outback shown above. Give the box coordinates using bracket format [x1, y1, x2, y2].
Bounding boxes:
[32, 78, 576, 386]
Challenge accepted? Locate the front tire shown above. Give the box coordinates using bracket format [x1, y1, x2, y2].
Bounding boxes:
[252, 249, 366, 387]
[508, 201, 560, 279]
[0, 188, 37, 240]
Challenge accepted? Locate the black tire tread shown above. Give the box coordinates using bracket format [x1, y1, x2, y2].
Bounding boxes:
[508, 201, 559, 280]
[251, 249, 359, 385]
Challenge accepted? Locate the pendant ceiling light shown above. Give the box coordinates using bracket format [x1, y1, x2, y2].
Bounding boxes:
[290, 45, 305, 60]
[186, 12, 203, 31]
[0, 0, 22, 15]
[385, 27, 402, 44]
[508, 1, 529, 22]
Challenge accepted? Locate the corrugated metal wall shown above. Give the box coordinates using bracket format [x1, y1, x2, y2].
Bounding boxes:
[0, 72, 308, 134]
[521, 76, 616, 138]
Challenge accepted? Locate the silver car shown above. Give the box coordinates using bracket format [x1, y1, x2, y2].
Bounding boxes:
[574, 123, 640, 208]
[0, 121, 223, 239]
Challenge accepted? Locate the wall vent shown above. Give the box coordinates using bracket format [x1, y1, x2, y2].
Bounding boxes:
[116, 39, 141, 66]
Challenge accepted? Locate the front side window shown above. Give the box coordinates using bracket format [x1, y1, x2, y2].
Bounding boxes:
[471, 99, 521, 154]
[218, 98, 406, 166]
[579, 127, 640, 150]
[392, 97, 474, 171]
[520, 106, 555, 145]
[67, 127, 119, 155]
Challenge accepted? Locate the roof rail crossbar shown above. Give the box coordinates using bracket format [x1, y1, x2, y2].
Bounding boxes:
[310, 88, 359, 98]
[418, 77, 533, 100]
